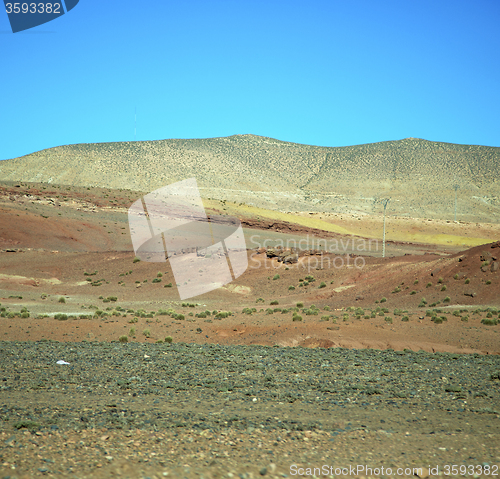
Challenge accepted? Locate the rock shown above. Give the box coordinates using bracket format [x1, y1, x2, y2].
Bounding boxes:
[282, 253, 298, 264]
[481, 265, 489, 272]
[464, 291, 476, 297]
[491, 261, 499, 272]
[480, 252, 492, 262]
[415, 467, 430, 478]
[355, 295, 364, 301]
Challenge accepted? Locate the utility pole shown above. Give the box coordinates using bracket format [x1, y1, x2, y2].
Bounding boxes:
[453, 184, 459, 222]
[381, 198, 390, 258]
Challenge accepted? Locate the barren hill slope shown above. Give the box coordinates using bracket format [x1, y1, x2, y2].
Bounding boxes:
[0, 135, 498, 221]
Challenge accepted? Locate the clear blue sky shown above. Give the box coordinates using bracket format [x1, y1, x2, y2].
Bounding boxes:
[1, 0, 499, 161]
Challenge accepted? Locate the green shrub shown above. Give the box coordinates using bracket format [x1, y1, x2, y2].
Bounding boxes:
[486, 280, 491, 285]
[152, 278, 161, 283]
[165, 336, 173, 343]
[157, 272, 163, 278]
[108, 296, 117, 302]
[256, 298, 264, 303]
[461, 316, 469, 322]
[410, 290, 416, 295]
[272, 274, 280, 280]
[437, 277, 444, 284]
[453, 274, 459, 280]
[133, 257, 141, 263]
[54, 313, 68, 321]
[392, 287, 401, 293]
[305, 275, 315, 282]
[296, 302, 304, 308]
[288, 285, 295, 290]
[426, 282, 432, 288]
[129, 327, 136, 336]
[20, 311, 30, 318]
[401, 315, 409, 322]
[319, 282, 326, 288]
[414, 279, 419, 285]
[292, 314, 302, 322]
[441, 285, 447, 292]
[481, 318, 498, 325]
[443, 296, 451, 303]
[380, 297, 387, 303]
[58, 297, 66, 303]
[270, 300, 279, 305]
[142, 329, 151, 338]
[320, 315, 330, 321]
[119, 335, 128, 343]
[465, 278, 470, 284]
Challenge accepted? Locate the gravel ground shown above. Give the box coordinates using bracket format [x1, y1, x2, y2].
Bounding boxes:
[0, 341, 499, 478]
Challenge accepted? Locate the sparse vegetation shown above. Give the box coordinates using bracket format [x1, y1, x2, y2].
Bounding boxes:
[58, 297, 66, 303]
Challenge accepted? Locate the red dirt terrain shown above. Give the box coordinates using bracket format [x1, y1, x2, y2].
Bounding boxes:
[0, 182, 499, 355]
[1, 182, 499, 479]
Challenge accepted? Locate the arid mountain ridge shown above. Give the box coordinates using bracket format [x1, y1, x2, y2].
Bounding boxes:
[1, 134, 499, 221]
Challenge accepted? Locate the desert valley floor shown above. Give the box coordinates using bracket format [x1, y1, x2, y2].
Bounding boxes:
[0, 182, 499, 478]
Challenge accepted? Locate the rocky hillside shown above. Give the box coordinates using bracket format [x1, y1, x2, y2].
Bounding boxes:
[0, 135, 498, 221]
